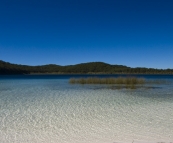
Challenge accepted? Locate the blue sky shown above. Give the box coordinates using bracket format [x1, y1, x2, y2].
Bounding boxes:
[0, 0, 173, 69]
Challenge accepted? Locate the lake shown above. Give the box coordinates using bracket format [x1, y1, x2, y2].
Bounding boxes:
[0, 74, 173, 143]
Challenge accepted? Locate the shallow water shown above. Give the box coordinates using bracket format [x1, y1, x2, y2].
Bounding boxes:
[0, 75, 173, 143]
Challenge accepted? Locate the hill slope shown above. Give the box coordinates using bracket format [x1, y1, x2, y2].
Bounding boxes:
[0, 60, 173, 75]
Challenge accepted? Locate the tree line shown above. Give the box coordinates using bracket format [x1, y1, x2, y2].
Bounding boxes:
[0, 60, 173, 75]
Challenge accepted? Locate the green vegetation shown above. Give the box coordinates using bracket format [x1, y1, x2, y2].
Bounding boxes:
[0, 60, 173, 75]
[69, 77, 145, 89]
[69, 77, 169, 89]
[69, 77, 145, 84]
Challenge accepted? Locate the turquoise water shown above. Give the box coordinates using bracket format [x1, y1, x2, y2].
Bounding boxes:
[0, 75, 173, 143]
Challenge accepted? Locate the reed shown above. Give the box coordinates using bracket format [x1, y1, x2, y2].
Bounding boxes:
[69, 78, 76, 84]
[69, 77, 145, 86]
[69, 77, 170, 89]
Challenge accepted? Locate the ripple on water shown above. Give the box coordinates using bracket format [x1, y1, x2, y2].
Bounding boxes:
[0, 79, 173, 143]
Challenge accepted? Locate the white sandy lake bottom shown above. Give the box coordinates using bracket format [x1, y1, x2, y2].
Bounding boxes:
[0, 79, 173, 143]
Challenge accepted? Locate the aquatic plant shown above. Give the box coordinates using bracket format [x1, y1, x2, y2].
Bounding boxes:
[69, 77, 170, 89]
[69, 77, 145, 86]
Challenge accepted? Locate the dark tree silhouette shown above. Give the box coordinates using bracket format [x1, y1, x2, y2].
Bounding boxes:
[0, 60, 173, 75]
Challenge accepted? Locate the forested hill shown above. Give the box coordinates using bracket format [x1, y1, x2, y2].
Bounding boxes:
[0, 60, 173, 75]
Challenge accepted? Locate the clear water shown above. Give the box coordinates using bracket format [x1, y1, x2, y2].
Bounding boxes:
[0, 75, 173, 143]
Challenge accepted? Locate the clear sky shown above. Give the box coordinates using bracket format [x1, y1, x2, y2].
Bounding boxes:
[0, 0, 173, 69]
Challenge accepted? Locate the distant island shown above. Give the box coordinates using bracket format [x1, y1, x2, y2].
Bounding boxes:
[0, 60, 173, 75]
